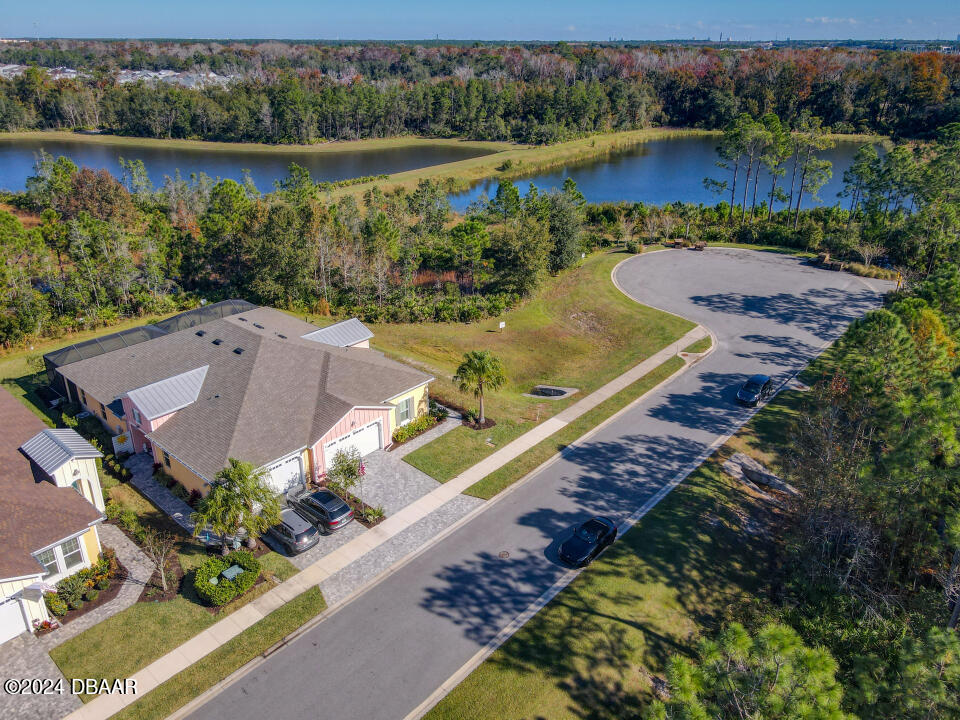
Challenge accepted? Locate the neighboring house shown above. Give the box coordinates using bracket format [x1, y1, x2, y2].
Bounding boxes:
[0, 389, 105, 645]
[56, 308, 433, 495]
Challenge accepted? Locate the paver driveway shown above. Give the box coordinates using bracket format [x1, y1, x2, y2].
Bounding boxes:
[189, 249, 891, 720]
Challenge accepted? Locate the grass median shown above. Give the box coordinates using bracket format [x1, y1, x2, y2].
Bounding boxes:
[110, 587, 326, 720]
[465, 355, 686, 500]
[681, 336, 712, 354]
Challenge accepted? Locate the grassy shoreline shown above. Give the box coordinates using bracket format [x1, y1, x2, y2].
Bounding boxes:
[0, 130, 513, 156]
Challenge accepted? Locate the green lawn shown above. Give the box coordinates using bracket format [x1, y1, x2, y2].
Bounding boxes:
[397, 250, 694, 481]
[465, 356, 685, 499]
[51, 484, 302, 701]
[110, 587, 326, 720]
[425, 381, 805, 720]
[681, 336, 712, 354]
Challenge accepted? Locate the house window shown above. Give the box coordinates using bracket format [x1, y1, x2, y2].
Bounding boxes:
[132, 408, 142, 426]
[163, 451, 171, 468]
[80, 389, 87, 405]
[61, 537, 83, 571]
[100, 403, 106, 417]
[36, 548, 58, 577]
[396, 397, 413, 425]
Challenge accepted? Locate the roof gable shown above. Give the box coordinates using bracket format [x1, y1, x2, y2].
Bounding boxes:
[127, 365, 209, 420]
[20, 429, 103, 476]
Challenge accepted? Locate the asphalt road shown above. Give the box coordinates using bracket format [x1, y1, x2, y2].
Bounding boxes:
[189, 249, 890, 720]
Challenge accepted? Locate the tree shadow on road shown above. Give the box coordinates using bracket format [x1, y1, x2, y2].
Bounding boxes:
[689, 287, 880, 341]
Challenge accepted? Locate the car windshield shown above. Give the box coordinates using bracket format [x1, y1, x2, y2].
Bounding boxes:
[576, 521, 605, 541]
[743, 381, 762, 393]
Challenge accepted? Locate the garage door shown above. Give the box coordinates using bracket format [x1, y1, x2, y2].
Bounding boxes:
[0, 597, 28, 645]
[264, 453, 305, 494]
[324, 420, 382, 461]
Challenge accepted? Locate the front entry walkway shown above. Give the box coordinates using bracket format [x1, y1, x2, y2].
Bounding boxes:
[126, 453, 195, 532]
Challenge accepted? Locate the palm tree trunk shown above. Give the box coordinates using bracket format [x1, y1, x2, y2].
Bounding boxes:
[478, 393, 485, 425]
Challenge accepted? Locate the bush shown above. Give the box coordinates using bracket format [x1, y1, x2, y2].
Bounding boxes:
[95, 576, 111, 591]
[104, 500, 122, 520]
[44, 591, 68, 617]
[57, 574, 87, 610]
[392, 413, 438, 443]
[193, 550, 261, 607]
[625, 240, 640, 254]
[83, 588, 99, 603]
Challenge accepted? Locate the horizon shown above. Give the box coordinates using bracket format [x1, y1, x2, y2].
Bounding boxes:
[2, 0, 959, 44]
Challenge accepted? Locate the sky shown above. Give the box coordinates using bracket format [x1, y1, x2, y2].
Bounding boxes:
[2, 0, 959, 42]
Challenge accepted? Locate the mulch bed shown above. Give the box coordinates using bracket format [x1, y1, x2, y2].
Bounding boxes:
[342, 492, 386, 529]
[137, 554, 185, 603]
[387, 416, 444, 451]
[462, 418, 496, 430]
[56, 555, 129, 626]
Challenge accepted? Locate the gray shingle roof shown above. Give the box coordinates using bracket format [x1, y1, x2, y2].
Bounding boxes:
[57, 308, 432, 482]
[20, 429, 103, 476]
[127, 365, 208, 420]
[301, 318, 374, 347]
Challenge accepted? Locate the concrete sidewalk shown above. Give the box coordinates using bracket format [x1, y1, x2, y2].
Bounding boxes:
[64, 324, 708, 720]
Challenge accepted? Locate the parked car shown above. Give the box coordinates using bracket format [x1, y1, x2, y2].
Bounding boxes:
[264, 508, 320, 555]
[287, 489, 354, 533]
[736, 374, 773, 407]
[558, 517, 618, 567]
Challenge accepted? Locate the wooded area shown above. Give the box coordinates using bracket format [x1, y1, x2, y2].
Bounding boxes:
[1, 42, 957, 142]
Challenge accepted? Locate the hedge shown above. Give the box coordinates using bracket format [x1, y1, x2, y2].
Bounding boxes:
[193, 550, 261, 607]
[392, 413, 438, 444]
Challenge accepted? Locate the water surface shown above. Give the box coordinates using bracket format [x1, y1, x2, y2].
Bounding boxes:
[450, 135, 871, 211]
[0, 136, 494, 193]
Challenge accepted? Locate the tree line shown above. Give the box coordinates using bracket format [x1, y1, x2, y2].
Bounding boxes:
[1, 43, 957, 142]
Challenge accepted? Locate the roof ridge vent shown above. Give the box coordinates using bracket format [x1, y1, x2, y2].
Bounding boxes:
[233, 347, 244, 355]
[195, 330, 206, 337]
[253, 323, 264, 329]
[212, 338, 223, 345]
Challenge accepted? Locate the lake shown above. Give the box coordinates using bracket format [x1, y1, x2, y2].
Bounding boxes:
[0, 133, 871, 211]
[449, 135, 872, 212]
[0, 136, 495, 193]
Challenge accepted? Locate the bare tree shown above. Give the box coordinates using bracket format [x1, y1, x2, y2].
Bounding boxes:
[855, 242, 887, 267]
[140, 528, 178, 593]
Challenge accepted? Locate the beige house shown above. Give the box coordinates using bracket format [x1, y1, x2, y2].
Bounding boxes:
[56, 309, 433, 496]
[0, 389, 105, 645]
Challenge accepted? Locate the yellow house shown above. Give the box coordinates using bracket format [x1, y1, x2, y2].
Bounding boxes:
[57, 309, 433, 496]
[0, 389, 105, 645]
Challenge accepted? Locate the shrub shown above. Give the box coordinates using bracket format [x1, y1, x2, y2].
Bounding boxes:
[96, 576, 111, 591]
[170, 482, 190, 501]
[104, 500, 122, 520]
[44, 592, 68, 617]
[192, 550, 261, 607]
[83, 588, 99, 603]
[625, 240, 640, 254]
[392, 413, 438, 443]
[57, 574, 87, 610]
[361, 505, 386, 522]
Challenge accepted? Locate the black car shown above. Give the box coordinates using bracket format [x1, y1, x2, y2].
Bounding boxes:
[558, 517, 618, 567]
[264, 508, 321, 555]
[736, 374, 773, 406]
[288, 489, 354, 533]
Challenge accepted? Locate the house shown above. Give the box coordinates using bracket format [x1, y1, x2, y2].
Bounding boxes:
[0, 389, 105, 645]
[55, 308, 433, 495]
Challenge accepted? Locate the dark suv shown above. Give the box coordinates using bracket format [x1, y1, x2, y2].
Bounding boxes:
[264, 508, 321, 555]
[288, 489, 354, 533]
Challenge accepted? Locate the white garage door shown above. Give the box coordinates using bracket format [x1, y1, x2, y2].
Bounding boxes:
[324, 420, 382, 461]
[0, 597, 28, 645]
[264, 453, 305, 494]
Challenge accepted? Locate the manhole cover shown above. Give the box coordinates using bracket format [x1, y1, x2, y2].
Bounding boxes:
[498, 551, 510, 559]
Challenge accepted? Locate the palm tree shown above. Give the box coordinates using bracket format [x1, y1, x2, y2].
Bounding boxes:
[453, 350, 506, 425]
[191, 458, 282, 552]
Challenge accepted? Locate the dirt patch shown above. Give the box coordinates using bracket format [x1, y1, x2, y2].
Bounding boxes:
[56, 556, 129, 626]
[138, 554, 184, 603]
[0, 202, 42, 229]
